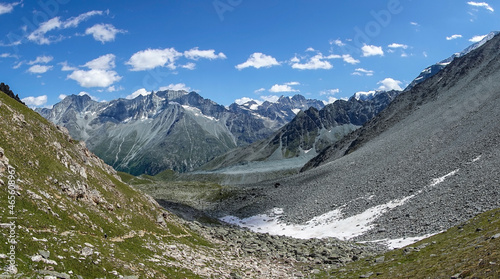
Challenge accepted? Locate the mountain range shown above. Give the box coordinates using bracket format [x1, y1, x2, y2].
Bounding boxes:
[38, 91, 324, 175]
[200, 90, 400, 181]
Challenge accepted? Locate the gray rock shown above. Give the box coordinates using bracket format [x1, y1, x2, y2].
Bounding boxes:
[38, 270, 71, 279]
[39, 250, 50, 259]
[81, 246, 93, 257]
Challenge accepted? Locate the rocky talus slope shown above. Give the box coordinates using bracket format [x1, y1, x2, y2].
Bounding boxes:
[215, 32, 500, 245]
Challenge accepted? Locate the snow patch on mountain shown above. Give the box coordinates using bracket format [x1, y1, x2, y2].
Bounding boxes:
[221, 168, 461, 246]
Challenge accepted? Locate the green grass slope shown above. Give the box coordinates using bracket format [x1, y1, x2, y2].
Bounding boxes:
[320, 208, 499, 278]
[0, 91, 302, 278]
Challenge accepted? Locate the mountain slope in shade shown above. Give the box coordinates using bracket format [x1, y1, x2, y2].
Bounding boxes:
[38, 91, 324, 175]
[216, 33, 500, 244]
[199, 91, 399, 183]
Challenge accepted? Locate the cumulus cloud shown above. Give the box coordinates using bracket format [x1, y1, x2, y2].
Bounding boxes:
[330, 39, 345, 46]
[68, 69, 121, 87]
[352, 68, 374, 76]
[341, 54, 360, 64]
[235, 97, 261, 105]
[85, 23, 126, 43]
[28, 65, 53, 74]
[323, 97, 338, 104]
[261, 95, 280, 103]
[184, 47, 226, 60]
[388, 43, 408, 49]
[377, 78, 403, 91]
[126, 88, 150, 99]
[269, 82, 300, 93]
[236, 53, 280, 70]
[67, 54, 122, 88]
[446, 34, 462, 41]
[84, 54, 116, 70]
[158, 83, 191, 92]
[126, 48, 182, 71]
[28, 10, 106, 45]
[60, 61, 78, 71]
[291, 54, 333, 70]
[28, 56, 53, 65]
[467, 1, 494, 12]
[58, 94, 67, 100]
[22, 95, 48, 107]
[0, 1, 21, 15]
[181, 62, 196, 70]
[362, 44, 384, 57]
[254, 88, 266, 93]
[469, 34, 488, 42]
[320, 89, 340, 95]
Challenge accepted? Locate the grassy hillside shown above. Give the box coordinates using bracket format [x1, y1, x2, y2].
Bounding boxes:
[319, 208, 499, 278]
[0, 91, 305, 278]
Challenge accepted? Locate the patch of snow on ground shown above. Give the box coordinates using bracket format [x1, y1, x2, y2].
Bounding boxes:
[221, 195, 414, 240]
[221, 168, 464, 246]
[364, 232, 440, 249]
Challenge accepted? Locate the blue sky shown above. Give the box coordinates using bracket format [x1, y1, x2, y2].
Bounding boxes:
[0, 0, 498, 107]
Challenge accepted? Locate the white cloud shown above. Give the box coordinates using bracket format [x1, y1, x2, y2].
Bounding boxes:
[323, 97, 338, 104]
[261, 95, 280, 103]
[60, 61, 78, 71]
[341, 54, 360, 64]
[0, 1, 21, 15]
[235, 97, 261, 105]
[67, 54, 121, 88]
[0, 53, 12, 58]
[291, 54, 333, 70]
[377, 78, 403, 91]
[320, 89, 340, 95]
[28, 56, 53, 65]
[285, 81, 300, 86]
[126, 48, 182, 71]
[126, 88, 150, 99]
[184, 47, 226, 60]
[85, 23, 126, 43]
[68, 69, 121, 88]
[269, 83, 299, 93]
[305, 47, 316, 52]
[467, 1, 494, 12]
[28, 65, 53, 74]
[158, 83, 191, 92]
[84, 54, 116, 70]
[106, 85, 122, 92]
[330, 39, 345, 46]
[410, 21, 419, 26]
[352, 68, 374, 76]
[235, 52, 280, 70]
[58, 94, 67, 100]
[469, 34, 488, 42]
[28, 10, 105, 45]
[290, 56, 300, 63]
[254, 88, 266, 94]
[362, 44, 384, 57]
[181, 62, 196, 70]
[388, 43, 408, 49]
[22, 95, 48, 107]
[446, 34, 462, 41]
